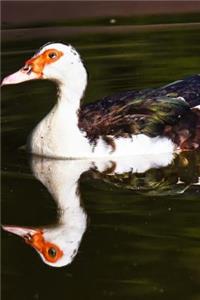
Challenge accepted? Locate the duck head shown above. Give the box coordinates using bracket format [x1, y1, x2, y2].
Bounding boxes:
[2, 42, 88, 97]
[3, 223, 83, 267]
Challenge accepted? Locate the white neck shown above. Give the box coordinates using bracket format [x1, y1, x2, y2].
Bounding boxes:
[57, 73, 85, 107]
[30, 157, 91, 266]
[54, 82, 91, 157]
[55, 82, 82, 135]
[29, 76, 92, 158]
[31, 157, 91, 218]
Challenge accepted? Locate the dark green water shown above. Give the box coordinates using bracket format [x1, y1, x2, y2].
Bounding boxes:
[2, 20, 200, 300]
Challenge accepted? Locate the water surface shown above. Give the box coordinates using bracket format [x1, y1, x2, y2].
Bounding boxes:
[2, 20, 200, 300]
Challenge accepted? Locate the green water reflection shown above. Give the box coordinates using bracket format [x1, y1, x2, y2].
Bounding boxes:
[1, 18, 200, 300]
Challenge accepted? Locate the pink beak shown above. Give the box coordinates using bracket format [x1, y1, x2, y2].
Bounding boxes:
[2, 224, 39, 239]
[1, 67, 40, 86]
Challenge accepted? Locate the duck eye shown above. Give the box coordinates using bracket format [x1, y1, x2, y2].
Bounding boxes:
[48, 247, 57, 257]
[48, 52, 57, 59]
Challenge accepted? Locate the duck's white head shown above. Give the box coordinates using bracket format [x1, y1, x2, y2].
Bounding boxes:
[2, 42, 88, 99]
[3, 223, 84, 267]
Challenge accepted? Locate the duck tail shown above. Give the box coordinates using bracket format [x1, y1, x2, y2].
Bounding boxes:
[139, 97, 199, 150]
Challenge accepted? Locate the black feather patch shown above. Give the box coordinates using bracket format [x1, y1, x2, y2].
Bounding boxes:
[79, 96, 190, 141]
[78, 75, 200, 150]
[102, 136, 116, 153]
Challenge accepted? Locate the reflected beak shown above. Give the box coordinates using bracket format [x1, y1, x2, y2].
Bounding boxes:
[1, 66, 41, 86]
[2, 225, 42, 246]
[3, 224, 64, 265]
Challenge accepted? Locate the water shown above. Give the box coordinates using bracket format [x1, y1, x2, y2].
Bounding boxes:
[2, 21, 200, 300]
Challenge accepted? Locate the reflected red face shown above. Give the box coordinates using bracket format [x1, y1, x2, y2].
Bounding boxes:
[24, 230, 63, 263]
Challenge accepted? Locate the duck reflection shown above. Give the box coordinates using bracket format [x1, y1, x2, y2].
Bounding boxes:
[91, 151, 200, 196]
[3, 151, 200, 267]
[3, 157, 91, 268]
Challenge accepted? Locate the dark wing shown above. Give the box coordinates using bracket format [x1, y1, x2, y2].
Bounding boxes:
[81, 74, 200, 113]
[146, 75, 200, 108]
[79, 97, 190, 139]
[79, 75, 200, 145]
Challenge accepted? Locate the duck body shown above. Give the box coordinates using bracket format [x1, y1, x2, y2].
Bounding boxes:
[27, 99, 176, 159]
[2, 43, 200, 159]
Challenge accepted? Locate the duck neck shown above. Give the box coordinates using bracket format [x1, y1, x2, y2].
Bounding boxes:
[32, 159, 91, 226]
[48, 80, 90, 157]
[57, 81, 84, 111]
[29, 61, 89, 158]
